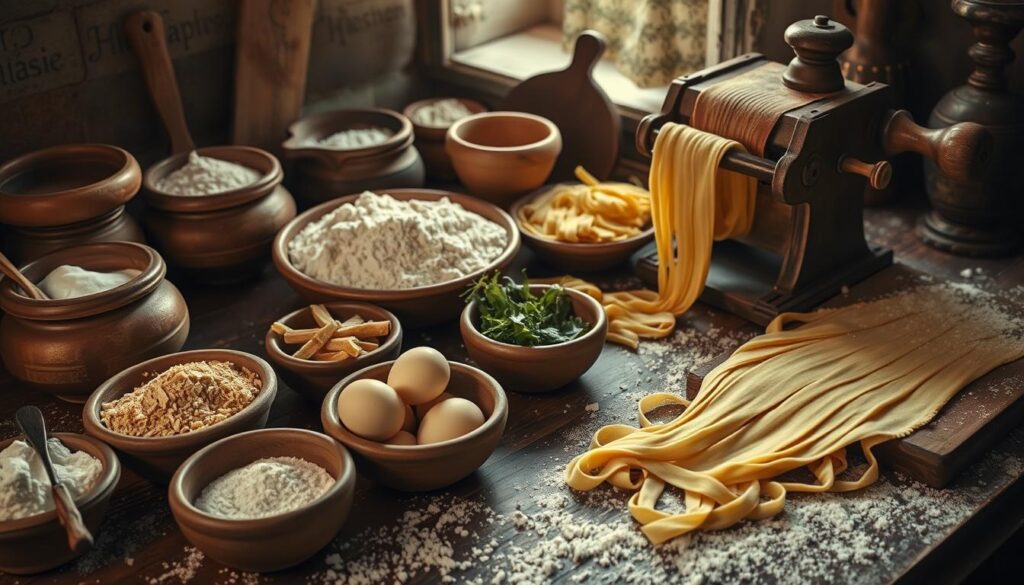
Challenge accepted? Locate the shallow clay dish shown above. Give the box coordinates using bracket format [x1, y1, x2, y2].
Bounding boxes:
[321, 361, 508, 491]
[0, 432, 121, 575]
[0, 143, 145, 262]
[272, 189, 520, 328]
[446, 111, 562, 207]
[461, 284, 608, 392]
[169, 428, 356, 572]
[265, 301, 403, 403]
[0, 242, 189, 402]
[402, 97, 488, 180]
[510, 184, 655, 272]
[83, 349, 278, 482]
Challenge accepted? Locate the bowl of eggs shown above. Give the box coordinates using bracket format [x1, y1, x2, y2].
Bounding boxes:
[320, 346, 508, 491]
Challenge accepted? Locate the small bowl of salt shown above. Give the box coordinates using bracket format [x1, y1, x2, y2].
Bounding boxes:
[403, 97, 488, 180]
[168, 428, 356, 573]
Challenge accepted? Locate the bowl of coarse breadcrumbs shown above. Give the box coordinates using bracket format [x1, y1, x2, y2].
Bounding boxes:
[83, 349, 278, 482]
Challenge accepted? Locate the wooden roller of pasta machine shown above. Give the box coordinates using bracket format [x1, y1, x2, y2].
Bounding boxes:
[633, 15, 991, 325]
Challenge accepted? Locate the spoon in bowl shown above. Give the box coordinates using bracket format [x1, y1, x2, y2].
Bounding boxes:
[0, 250, 47, 300]
[15, 406, 93, 553]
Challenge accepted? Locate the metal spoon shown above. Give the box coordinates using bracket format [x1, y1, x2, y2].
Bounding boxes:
[15, 406, 93, 553]
[0, 250, 48, 300]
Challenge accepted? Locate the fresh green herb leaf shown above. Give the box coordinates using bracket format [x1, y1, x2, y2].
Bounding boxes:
[463, 273, 590, 346]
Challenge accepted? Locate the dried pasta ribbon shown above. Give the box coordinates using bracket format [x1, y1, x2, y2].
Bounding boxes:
[565, 286, 1024, 543]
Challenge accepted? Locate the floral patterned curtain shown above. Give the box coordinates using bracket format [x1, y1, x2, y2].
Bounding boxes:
[563, 0, 708, 88]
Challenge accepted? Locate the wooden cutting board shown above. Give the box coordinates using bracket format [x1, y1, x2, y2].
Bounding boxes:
[685, 264, 1024, 488]
[500, 30, 620, 182]
[232, 0, 316, 154]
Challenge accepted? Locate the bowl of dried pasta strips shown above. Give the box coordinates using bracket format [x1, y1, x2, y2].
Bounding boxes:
[83, 349, 278, 481]
[510, 167, 654, 272]
[265, 301, 402, 402]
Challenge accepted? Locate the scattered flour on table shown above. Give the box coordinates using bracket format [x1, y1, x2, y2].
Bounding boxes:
[307, 127, 394, 150]
[0, 438, 102, 521]
[195, 456, 334, 519]
[156, 151, 262, 196]
[288, 191, 507, 289]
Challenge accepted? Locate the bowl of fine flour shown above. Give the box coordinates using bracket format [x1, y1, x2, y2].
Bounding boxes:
[272, 189, 520, 328]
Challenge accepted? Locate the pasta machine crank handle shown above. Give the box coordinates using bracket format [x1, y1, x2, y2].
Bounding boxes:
[881, 109, 992, 183]
[838, 156, 893, 190]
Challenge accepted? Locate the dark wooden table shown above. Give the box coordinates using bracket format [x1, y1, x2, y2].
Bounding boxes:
[2, 202, 1022, 585]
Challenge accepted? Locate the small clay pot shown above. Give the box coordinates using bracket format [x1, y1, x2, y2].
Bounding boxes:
[321, 361, 508, 491]
[510, 185, 655, 272]
[272, 189, 520, 328]
[446, 111, 562, 207]
[83, 349, 278, 482]
[403, 98, 488, 180]
[265, 301, 403, 403]
[460, 285, 608, 392]
[0, 432, 121, 575]
[142, 146, 297, 284]
[0, 144, 145, 263]
[282, 108, 425, 207]
[0, 242, 189, 402]
[169, 428, 356, 572]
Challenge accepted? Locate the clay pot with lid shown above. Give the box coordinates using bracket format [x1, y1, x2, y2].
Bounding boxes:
[282, 108, 425, 206]
[0, 242, 190, 402]
[125, 10, 296, 283]
[0, 143, 145, 263]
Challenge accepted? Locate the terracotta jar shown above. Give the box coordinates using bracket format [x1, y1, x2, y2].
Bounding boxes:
[0, 242, 189, 402]
[0, 144, 145, 263]
[142, 146, 296, 284]
[282, 108, 424, 207]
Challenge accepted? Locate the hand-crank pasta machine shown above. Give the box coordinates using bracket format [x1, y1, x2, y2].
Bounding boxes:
[633, 15, 991, 325]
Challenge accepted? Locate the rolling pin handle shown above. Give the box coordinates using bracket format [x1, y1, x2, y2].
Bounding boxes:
[839, 156, 893, 190]
[881, 110, 991, 183]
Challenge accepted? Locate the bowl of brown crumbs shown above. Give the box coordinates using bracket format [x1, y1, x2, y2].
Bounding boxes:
[83, 349, 277, 482]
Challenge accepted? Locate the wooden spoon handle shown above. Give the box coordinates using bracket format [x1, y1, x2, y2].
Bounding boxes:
[52, 483, 93, 554]
[0, 251, 47, 300]
[124, 11, 196, 154]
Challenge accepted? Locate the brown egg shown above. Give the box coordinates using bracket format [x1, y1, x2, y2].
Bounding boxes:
[387, 347, 450, 405]
[402, 403, 417, 434]
[337, 379, 405, 441]
[386, 430, 418, 446]
[414, 391, 453, 420]
[417, 397, 485, 445]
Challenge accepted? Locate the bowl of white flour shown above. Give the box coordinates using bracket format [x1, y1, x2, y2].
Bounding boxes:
[273, 189, 520, 328]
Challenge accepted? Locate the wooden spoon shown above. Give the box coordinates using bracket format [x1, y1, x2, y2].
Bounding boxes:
[15, 406, 93, 554]
[0, 250, 48, 300]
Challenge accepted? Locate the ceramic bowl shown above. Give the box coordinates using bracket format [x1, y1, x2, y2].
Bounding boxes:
[272, 189, 521, 328]
[83, 349, 278, 482]
[403, 97, 488, 180]
[446, 111, 562, 207]
[0, 433, 121, 575]
[142, 146, 297, 284]
[460, 284, 608, 392]
[510, 185, 655, 272]
[0, 143, 145, 262]
[321, 360, 508, 491]
[0, 242, 189, 402]
[168, 428, 356, 572]
[265, 301, 403, 403]
[282, 108, 425, 206]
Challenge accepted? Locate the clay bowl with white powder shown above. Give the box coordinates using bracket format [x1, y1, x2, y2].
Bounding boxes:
[0, 432, 120, 574]
[281, 108, 425, 206]
[142, 146, 297, 284]
[83, 349, 278, 483]
[272, 189, 520, 328]
[0, 242, 189, 402]
[321, 360, 508, 491]
[402, 97, 488, 180]
[169, 428, 356, 572]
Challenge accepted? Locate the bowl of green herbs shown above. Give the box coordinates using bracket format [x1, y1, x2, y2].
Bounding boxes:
[460, 274, 607, 392]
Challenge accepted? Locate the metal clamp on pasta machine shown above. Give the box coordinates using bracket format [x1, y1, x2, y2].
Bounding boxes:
[632, 15, 991, 325]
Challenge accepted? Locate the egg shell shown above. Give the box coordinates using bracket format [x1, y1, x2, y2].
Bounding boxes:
[337, 379, 406, 441]
[402, 403, 417, 433]
[387, 347, 450, 405]
[417, 397, 485, 445]
[386, 430, 418, 446]
[414, 391, 453, 420]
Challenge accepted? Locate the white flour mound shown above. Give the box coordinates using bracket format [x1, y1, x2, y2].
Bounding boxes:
[288, 191, 507, 290]
[156, 151, 261, 196]
[307, 127, 393, 150]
